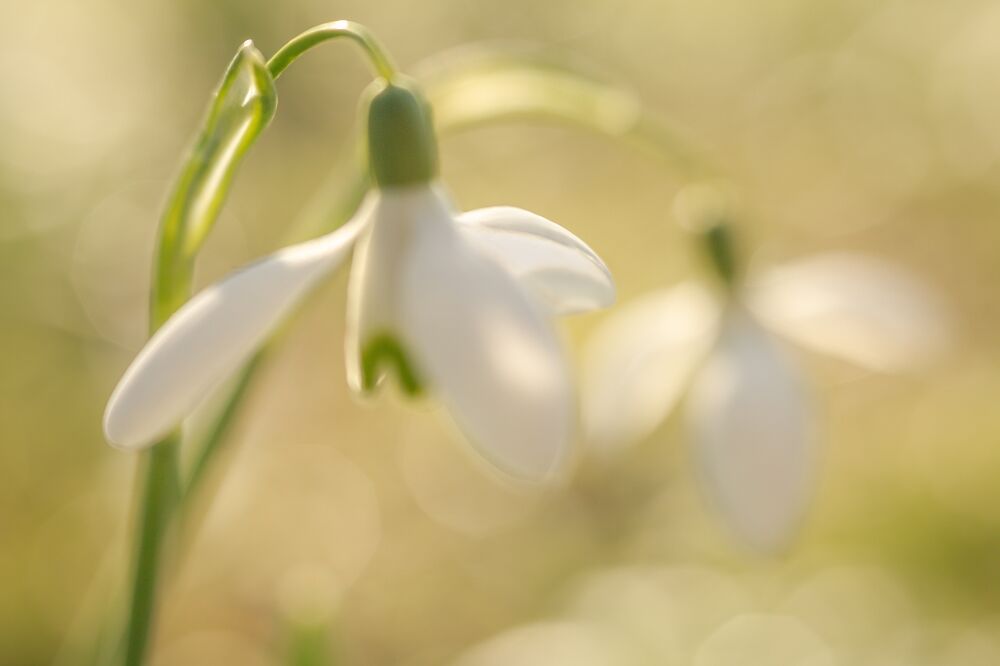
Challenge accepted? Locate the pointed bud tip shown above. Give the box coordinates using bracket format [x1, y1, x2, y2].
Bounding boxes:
[222, 40, 276, 118]
[233, 40, 269, 69]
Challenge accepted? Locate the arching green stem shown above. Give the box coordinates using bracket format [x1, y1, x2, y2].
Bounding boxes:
[267, 20, 397, 81]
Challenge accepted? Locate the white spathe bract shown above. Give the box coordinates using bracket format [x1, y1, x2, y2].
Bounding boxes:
[688, 308, 816, 553]
[104, 183, 613, 483]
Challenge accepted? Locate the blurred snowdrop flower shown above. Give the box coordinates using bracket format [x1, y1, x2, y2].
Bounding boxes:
[104, 78, 613, 482]
[583, 184, 948, 550]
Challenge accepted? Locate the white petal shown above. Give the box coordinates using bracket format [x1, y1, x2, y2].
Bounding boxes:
[687, 308, 817, 552]
[748, 252, 950, 372]
[344, 185, 457, 392]
[581, 283, 718, 453]
[388, 192, 574, 482]
[103, 203, 372, 449]
[457, 207, 614, 315]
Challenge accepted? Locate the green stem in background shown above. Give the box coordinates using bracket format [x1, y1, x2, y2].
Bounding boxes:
[421, 49, 714, 178]
[119, 42, 276, 666]
[267, 20, 397, 81]
[182, 354, 263, 498]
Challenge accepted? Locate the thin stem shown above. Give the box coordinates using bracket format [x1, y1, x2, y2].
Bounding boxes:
[121, 437, 180, 666]
[183, 354, 263, 497]
[267, 20, 397, 81]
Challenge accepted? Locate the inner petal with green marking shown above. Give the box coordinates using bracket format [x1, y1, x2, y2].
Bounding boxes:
[360, 331, 423, 396]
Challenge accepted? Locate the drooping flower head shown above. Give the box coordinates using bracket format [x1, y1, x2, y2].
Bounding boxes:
[584, 184, 948, 551]
[104, 64, 614, 482]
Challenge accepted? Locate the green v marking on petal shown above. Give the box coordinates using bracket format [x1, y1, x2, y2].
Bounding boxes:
[361, 332, 423, 396]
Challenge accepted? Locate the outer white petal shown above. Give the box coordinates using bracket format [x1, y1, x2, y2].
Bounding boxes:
[581, 283, 718, 453]
[103, 202, 373, 449]
[382, 188, 574, 482]
[457, 207, 614, 315]
[747, 252, 950, 372]
[687, 307, 817, 553]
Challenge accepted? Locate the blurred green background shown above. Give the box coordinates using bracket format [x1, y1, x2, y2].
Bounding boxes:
[3, 0, 1000, 664]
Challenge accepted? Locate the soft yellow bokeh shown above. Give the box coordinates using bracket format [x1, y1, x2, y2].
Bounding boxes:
[2, 1, 999, 664]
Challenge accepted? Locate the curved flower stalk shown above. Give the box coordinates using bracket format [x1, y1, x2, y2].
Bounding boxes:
[105, 33, 614, 484]
[582, 185, 949, 552]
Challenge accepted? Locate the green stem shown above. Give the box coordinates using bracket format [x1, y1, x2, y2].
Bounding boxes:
[267, 20, 396, 81]
[183, 353, 263, 497]
[120, 264, 190, 666]
[121, 437, 180, 666]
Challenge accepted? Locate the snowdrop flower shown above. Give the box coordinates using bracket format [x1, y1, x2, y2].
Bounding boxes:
[104, 78, 614, 482]
[583, 186, 947, 550]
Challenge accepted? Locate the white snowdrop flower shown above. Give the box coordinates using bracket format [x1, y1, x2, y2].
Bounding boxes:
[583, 185, 947, 550]
[104, 78, 614, 483]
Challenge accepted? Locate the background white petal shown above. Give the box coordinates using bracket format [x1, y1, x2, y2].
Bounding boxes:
[747, 252, 950, 373]
[458, 207, 614, 315]
[581, 283, 718, 453]
[397, 216, 574, 483]
[103, 208, 371, 449]
[687, 308, 817, 553]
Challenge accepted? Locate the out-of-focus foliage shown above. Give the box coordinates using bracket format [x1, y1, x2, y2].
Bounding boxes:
[3, 0, 1000, 664]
